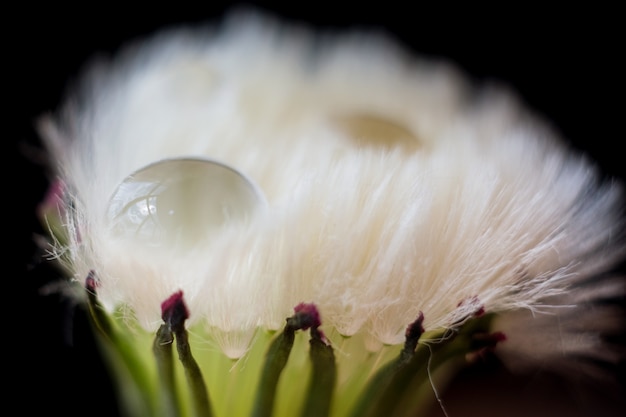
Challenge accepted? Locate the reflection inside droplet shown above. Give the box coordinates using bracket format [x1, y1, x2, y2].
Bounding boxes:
[107, 158, 266, 250]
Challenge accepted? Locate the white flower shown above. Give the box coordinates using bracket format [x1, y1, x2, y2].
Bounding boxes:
[38, 8, 625, 417]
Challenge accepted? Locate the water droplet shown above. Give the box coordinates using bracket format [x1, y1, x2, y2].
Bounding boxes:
[107, 158, 266, 250]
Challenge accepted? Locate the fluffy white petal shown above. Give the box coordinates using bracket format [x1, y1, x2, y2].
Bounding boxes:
[39, 10, 625, 364]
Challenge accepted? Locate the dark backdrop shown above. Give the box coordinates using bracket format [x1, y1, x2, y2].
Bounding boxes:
[12, 3, 624, 416]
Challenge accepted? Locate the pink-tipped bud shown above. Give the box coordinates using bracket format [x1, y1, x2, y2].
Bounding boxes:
[293, 302, 322, 330]
[405, 311, 425, 340]
[38, 179, 65, 217]
[490, 331, 507, 343]
[85, 270, 99, 292]
[161, 290, 189, 328]
[466, 331, 507, 363]
[457, 295, 485, 317]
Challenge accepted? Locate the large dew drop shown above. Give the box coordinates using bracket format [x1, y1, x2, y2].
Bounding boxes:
[107, 158, 266, 251]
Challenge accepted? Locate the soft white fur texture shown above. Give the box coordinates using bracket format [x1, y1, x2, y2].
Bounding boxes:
[39, 10, 625, 367]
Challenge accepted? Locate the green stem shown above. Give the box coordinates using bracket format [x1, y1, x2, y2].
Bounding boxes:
[349, 313, 425, 417]
[300, 329, 336, 417]
[350, 314, 497, 417]
[250, 325, 296, 417]
[153, 324, 181, 417]
[173, 326, 213, 417]
[85, 272, 155, 417]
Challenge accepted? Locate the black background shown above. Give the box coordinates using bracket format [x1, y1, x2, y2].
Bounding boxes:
[12, 3, 624, 416]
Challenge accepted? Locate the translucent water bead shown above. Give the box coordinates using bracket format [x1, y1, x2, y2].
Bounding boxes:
[107, 158, 266, 250]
